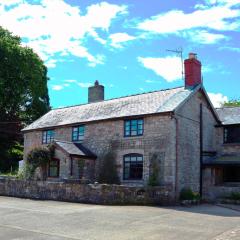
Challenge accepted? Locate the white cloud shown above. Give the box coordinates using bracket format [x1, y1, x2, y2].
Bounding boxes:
[0, 0, 127, 67]
[185, 30, 227, 44]
[138, 56, 182, 82]
[45, 59, 57, 68]
[77, 82, 92, 88]
[138, 4, 239, 33]
[137, 1, 239, 44]
[52, 85, 64, 91]
[109, 32, 136, 48]
[208, 92, 228, 107]
[64, 79, 77, 83]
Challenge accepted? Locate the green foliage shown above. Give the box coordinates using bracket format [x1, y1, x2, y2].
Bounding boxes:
[148, 154, 159, 186]
[228, 192, 240, 200]
[17, 162, 35, 180]
[179, 188, 200, 201]
[98, 151, 120, 184]
[24, 147, 51, 179]
[223, 99, 240, 107]
[0, 26, 50, 172]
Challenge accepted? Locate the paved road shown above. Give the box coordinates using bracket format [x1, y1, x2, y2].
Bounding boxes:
[0, 196, 239, 240]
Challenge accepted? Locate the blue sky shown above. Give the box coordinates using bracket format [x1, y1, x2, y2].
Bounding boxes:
[0, 0, 239, 108]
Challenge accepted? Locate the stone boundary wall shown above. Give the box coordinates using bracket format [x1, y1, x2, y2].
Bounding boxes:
[203, 185, 240, 201]
[0, 178, 175, 205]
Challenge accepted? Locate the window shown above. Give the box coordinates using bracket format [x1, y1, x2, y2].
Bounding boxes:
[123, 154, 143, 180]
[124, 119, 143, 137]
[48, 158, 59, 178]
[223, 166, 240, 182]
[72, 125, 85, 142]
[224, 125, 240, 143]
[42, 130, 55, 144]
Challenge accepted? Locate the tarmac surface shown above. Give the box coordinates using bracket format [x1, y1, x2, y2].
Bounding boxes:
[0, 196, 240, 240]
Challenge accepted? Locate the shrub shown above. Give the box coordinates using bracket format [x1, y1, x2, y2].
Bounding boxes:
[229, 192, 240, 200]
[148, 157, 159, 186]
[180, 188, 200, 201]
[23, 146, 51, 179]
[98, 151, 120, 184]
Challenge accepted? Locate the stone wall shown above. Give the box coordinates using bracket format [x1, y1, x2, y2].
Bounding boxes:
[216, 127, 240, 155]
[0, 178, 175, 205]
[176, 91, 217, 193]
[203, 167, 240, 200]
[24, 114, 177, 189]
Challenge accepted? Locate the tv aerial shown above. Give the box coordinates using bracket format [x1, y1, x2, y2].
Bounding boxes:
[166, 47, 184, 81]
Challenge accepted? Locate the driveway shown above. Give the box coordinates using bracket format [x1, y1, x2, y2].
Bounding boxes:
[0, 196, 239, 240]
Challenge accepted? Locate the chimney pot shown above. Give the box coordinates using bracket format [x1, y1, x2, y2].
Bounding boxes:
[189, 52, 197, 59]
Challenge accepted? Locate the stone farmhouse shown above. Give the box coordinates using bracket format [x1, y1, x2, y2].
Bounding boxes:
[22, 53, 240, 200]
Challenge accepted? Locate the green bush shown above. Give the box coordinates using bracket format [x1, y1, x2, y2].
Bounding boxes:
[180, 188, 200, 201]
[98, 151, 120, 184]
[23, 146, 51, 179]
[229, 192, 240, 200]
[148, 154, 159, 186]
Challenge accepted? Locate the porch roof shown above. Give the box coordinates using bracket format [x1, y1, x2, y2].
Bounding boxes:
[203, 155, 240, 166]
[54, 141, 97, 159]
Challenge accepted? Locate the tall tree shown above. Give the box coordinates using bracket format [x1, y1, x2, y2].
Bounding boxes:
[0, 26, 50, 172]
[223, 99, 240, 107]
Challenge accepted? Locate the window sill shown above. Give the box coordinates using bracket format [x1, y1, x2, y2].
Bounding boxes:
[124, 135, 144, 139]
[122, 179, 144, 183]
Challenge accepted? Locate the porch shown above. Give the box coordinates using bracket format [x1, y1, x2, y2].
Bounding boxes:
[48, 141, 96, 182]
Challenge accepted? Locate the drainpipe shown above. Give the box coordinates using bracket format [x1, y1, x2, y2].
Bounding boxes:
[199, 104, 203, 197]
[70, 156, 73, 177]
[172, 113, 179, 200]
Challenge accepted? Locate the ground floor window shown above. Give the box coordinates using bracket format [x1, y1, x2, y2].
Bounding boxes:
[223, 166, 240, 182]
[123, 154, 143, 180]
[48, 158, 59, 177]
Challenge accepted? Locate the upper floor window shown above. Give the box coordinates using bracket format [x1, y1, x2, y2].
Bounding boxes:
[72, 125, 85, 142]
[42, 129, 55, 144]
[224, 125, 240, 144]
[123, 154, 143, 180]
[124, 119, 143, 137]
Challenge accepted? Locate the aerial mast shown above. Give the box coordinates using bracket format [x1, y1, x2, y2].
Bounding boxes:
[166, 47, 184, 81]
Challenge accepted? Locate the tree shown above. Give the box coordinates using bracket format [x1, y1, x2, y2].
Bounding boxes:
[98, 151, 120, 184]
[0, 26, 50, 172]
[223, 99, 240, 107]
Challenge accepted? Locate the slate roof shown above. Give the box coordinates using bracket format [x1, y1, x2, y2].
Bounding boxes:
[55, 141, 96, 159]
[23, 86, 194, 131]
[216, 107, 240, 125]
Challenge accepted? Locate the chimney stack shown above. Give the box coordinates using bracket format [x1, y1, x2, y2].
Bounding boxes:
[88, 80, 104, 103]
[184, 53, 202, 89]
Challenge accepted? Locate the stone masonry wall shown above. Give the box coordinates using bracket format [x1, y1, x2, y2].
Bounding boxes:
[176, 91, 217, 194]
[216, 127, 240, 155]
[24, 115, 177, 189]
[0, 178, 175, 205]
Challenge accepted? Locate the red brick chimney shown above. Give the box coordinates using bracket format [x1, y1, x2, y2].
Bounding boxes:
[184, 53, 202, 89]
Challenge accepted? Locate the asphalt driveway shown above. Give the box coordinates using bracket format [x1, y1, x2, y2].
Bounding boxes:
[0, 196, 239, 240]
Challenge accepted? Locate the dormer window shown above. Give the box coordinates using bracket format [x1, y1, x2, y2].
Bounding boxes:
[124, 119, 143, 137]
[224, 125, 240, 144]
[42, 130, 55, 144]
[72, 125, 85, 142]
